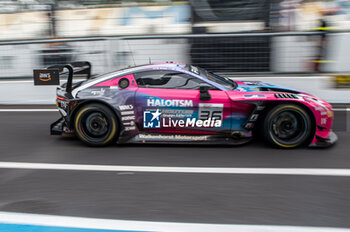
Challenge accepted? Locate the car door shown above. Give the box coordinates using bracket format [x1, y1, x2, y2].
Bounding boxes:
[134, 70, 232, 137]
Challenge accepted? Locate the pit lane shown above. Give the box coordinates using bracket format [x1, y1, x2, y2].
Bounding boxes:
[0, 109, 349, 228]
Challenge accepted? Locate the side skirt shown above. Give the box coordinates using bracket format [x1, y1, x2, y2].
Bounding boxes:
[121, 133, 252, 145]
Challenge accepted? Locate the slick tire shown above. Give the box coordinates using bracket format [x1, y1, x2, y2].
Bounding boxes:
[261, 104, 312, 148]
[74, 104, 118, 146]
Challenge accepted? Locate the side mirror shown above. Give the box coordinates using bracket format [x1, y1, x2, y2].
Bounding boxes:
[199, 83, 211, 100]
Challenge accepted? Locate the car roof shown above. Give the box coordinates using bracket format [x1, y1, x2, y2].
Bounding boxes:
[91, 62, 187, 82]
[102, 62, 188, 79]
[128, 62, 187, 72]
[72, 63, 190, 97]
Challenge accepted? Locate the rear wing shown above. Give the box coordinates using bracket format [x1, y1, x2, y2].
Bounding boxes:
[33, 61, 92, 96]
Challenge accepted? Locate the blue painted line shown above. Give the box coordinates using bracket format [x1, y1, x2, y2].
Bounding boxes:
[0, 223, 150, 232]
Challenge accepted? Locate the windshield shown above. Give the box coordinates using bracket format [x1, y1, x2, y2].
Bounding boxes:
[188, 65, 236, 90]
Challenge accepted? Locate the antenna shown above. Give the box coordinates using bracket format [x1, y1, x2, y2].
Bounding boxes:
[149, 57, 152, 64]
[126, 40, 136, 66]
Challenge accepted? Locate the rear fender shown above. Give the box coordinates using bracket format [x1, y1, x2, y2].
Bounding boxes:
[68, 99, 121, 130]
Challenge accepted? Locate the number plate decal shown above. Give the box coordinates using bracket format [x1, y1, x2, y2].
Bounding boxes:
[198, 103, 223, 121]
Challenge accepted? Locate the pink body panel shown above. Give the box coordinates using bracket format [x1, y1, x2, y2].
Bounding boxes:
[135, 88, 234, 134]
[227, 91, 334, 144]
[94, 74, 137, 87]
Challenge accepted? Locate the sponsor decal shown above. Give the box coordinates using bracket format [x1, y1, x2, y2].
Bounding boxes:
[143, 109, 222, 128]
[321, 118, 327, 125]
[244, 94, 266, 99]
[121, 110, 135, 116]
[139, 134, 208, 141]
[120, 105, 136, 128]
[244, 122, 254, 129]
[257, 105, 265, 111]
[313, 103, 333, 118]
[244, 81, 262, 86]
[33, 69, 59, 86]
[39, 73, 51, 81]
[118, 105, 136, 128]
[162, 109, 193, 118]
[91, 88, 105, 95]
[143, 109, 161, 128]
[163, 118, 221, 128]
[57, 100, 69, 109]
[58, 108, 67, 116]
[236, 87, 247, 92]
[125, 126, 136, 131]
[122, 115, 135, 121]
[249, 114, 259, 121]
[139, 134, 173, 139]
[315, 106, 329, 116]
[57, 101, 69, 115]
[119, 105, 134, 111]
[147, 99, 193, 107]
[174, 135, 208, 141]
[123, 121, 135, 126]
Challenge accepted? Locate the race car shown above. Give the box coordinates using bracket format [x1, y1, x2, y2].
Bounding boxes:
[34, 61, 337, 148]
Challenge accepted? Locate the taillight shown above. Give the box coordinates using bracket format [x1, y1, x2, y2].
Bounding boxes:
[57, 96, 68, 101]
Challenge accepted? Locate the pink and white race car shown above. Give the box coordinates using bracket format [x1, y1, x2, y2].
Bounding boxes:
[39, 62, 336, 148]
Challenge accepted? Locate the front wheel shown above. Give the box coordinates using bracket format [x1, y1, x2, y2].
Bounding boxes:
[261, 104, 312, 148]
[74, 104, 118, 146]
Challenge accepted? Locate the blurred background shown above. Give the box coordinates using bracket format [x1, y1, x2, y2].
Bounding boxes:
[1, 0, 350, 76]
[1, 2, 350, 230]
[1, 0, 350, 103]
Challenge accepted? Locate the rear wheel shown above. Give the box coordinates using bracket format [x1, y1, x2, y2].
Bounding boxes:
[74, 104, 118, 146]
[262, 104, 312, 148]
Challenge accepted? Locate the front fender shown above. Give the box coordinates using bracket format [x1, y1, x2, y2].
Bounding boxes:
[230, 91, 335, 147]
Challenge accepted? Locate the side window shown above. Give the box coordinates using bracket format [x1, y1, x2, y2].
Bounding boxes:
[134, 70, 207, 89]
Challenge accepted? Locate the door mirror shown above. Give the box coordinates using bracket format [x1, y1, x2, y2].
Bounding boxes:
[199, 83, 211, 100]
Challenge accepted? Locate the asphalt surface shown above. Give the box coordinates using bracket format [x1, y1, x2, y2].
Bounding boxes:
[0, 110, 350, 228]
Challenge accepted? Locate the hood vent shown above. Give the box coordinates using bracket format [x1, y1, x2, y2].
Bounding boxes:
[259, 87, 300, 94]
[275, 93, 298, 99]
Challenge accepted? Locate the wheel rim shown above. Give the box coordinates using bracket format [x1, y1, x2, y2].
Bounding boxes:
[80, 110, 110, 140]
[269, 108, 309, 146]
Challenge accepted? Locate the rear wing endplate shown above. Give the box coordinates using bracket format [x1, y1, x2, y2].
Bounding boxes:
[33, 61, 92, 95]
